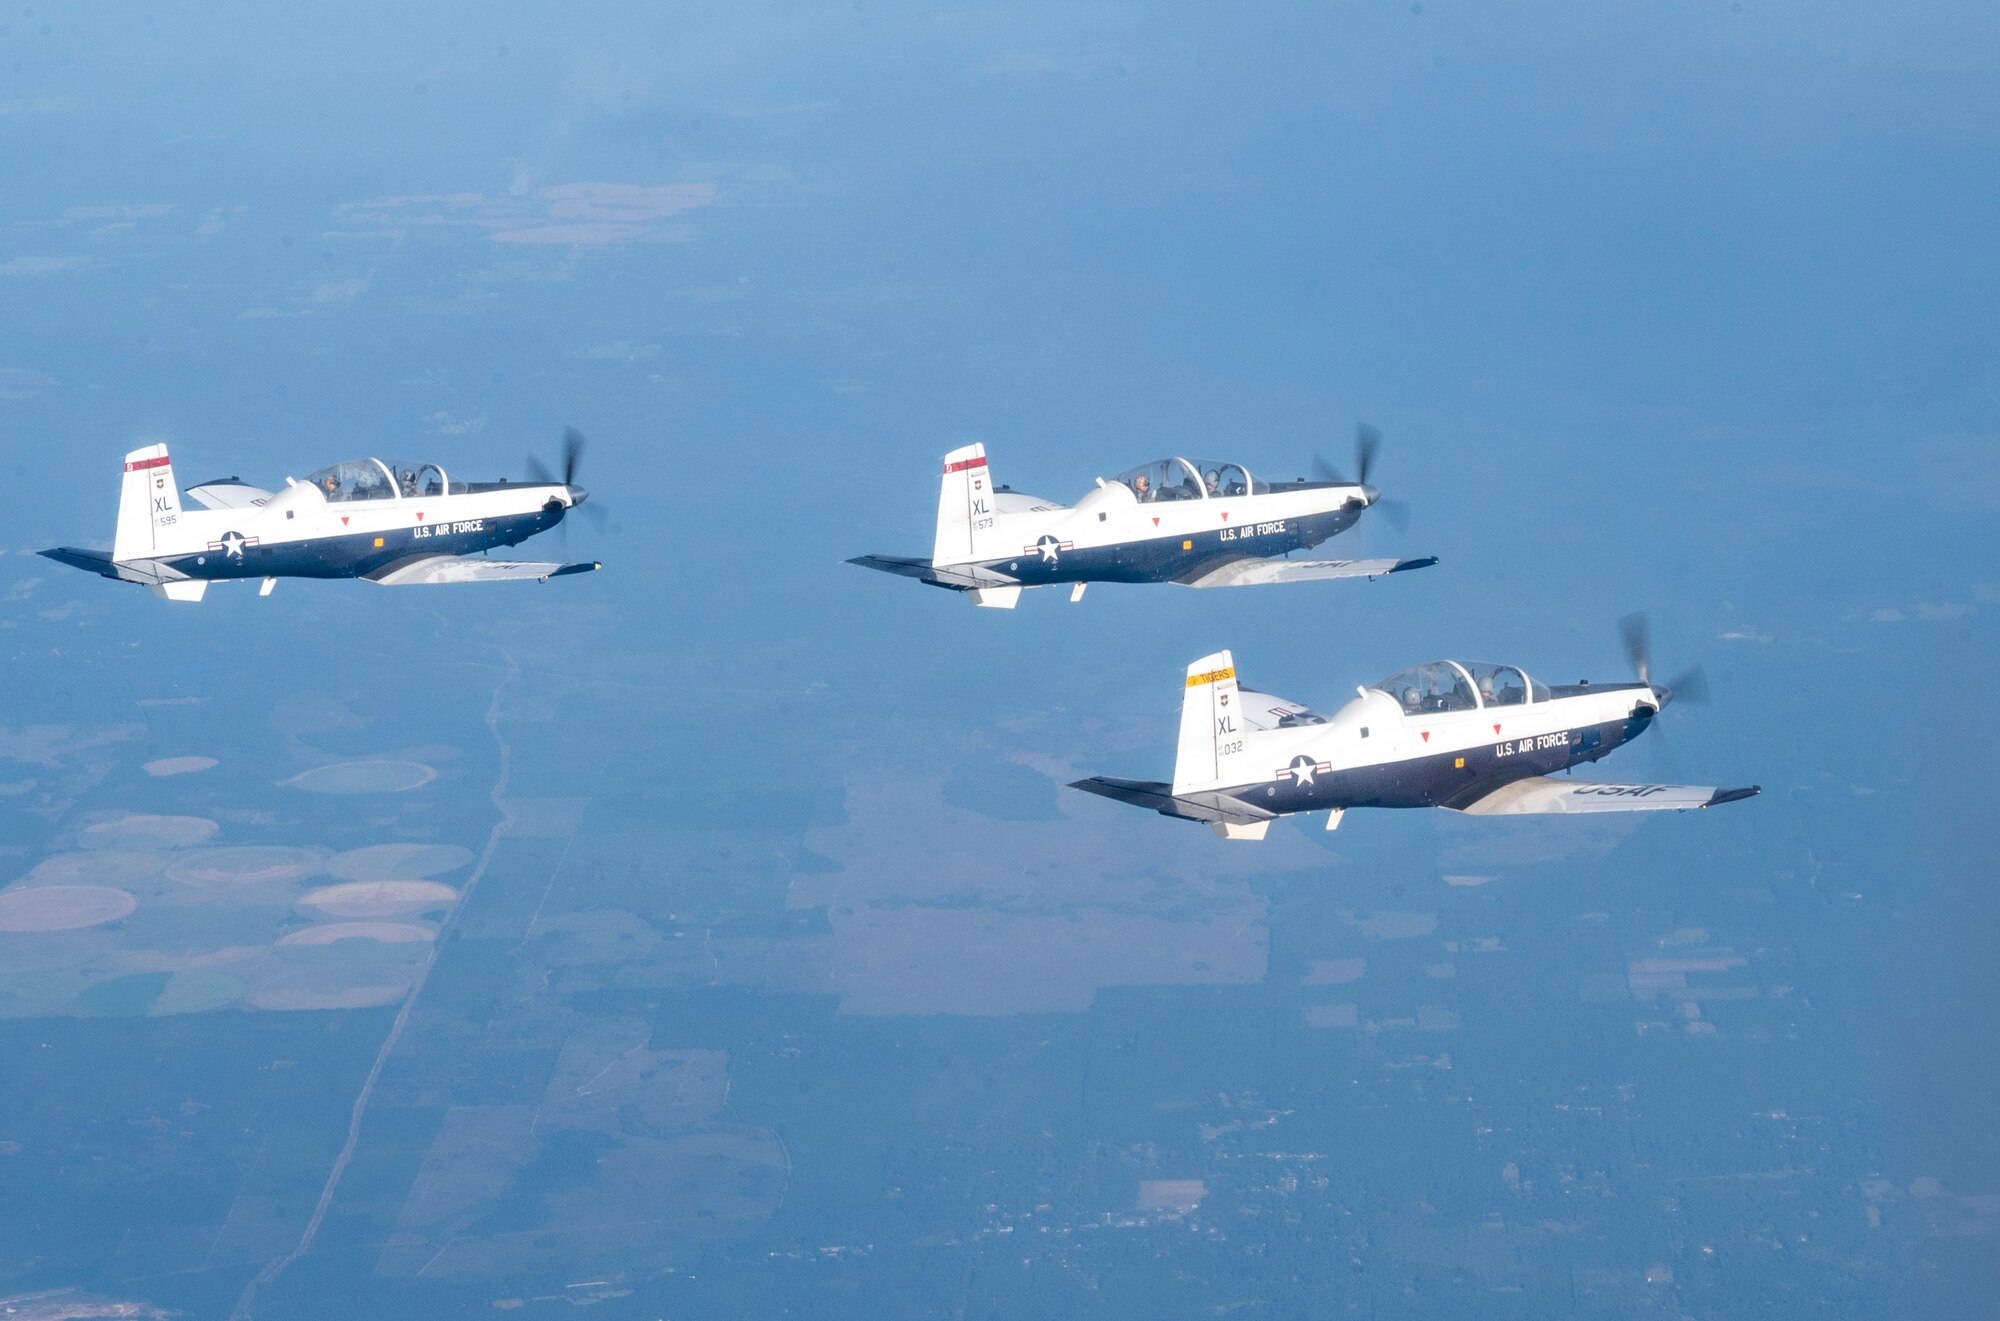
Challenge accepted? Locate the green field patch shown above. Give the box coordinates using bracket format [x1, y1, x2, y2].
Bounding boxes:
[77, 970, 171, 1017]
[152, 968, 245, 1015]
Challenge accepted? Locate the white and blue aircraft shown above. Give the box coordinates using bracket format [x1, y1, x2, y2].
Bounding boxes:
[1072, 618, 1758, 838]
[41, 430, 601, 601]
[850, 425, 1436, 607]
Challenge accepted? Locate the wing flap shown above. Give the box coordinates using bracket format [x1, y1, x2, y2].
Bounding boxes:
[364, 555, 601, 586]
[1177, 555, 1438, 589]
[1446, 775, 1760, 816]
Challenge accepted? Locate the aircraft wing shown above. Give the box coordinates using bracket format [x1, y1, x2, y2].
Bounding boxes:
[847, 555, 1020, 592]
[1445, 775, 1760, 816]
[363, 554, 601, 586]
[1176, 555, 1438, 589]
[1069, 776, 1277, 826]
[185, 478, 275, 510]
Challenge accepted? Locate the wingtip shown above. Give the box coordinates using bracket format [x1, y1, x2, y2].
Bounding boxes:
[1389, 556, 1440, 574]
[1706, 785, 1761, 807]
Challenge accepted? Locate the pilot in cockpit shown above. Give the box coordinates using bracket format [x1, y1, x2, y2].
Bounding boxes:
[1401, 685, 1423, 713]
[399, 468, 419, 497]
[1477, 674, 1497, 705]
[1131, 472, 1154, 501]
[1204, 468, 1222, 497]
[320, 472, 341, 499]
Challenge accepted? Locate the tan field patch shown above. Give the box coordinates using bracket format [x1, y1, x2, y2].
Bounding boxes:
[284, 760, 436, 795]
[279, 921, 436, 946]
[1303, 958, 1366, 985]
[0, 885, 137, 932]
[18, 850, 164, 887]
[245, 976, 411, 1011]
[326, 843, 475, 882]
[301, 880, 459, 917]
[143, 756, 218, 777]
[79, 813, 217, 850]
[799, 765, 1276, 1016]
[166, 846, 323, 888]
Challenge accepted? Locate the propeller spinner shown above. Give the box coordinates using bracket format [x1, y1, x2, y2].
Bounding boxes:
[1618, 612, 1708, 711]
[526, 426, 609, 529]
[1313, 422, 1409, 532]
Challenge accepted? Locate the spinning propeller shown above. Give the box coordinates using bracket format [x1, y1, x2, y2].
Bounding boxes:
[527, 426, 608, 529]
[1618, 612, 1708, 712]
[1312, 422, 1410, 532]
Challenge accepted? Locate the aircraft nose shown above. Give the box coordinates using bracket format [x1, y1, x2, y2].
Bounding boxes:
[1359, 483, 1380, 506]
[564, 483, 589, 507]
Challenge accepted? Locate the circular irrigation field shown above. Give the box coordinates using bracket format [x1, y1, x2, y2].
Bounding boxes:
[284, 761, 436, 795]
[0, 885, 137, 932]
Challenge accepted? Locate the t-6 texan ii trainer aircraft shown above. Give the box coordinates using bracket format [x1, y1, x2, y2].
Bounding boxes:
[41, 429, 603, 601]
[849, 425, 1436, 607]
[1071, 617, 1758, 839]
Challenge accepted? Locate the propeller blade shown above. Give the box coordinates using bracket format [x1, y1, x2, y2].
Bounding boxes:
[1618, 612, 1651, 686]
[1375, 497, 1410, 534]
[562, 426, 586, 487]
[1311, 453, 1347, 485]
[1354, 422, 1381, 487]
[1663, 665, 1709, 708]
[1649, 712, 1685, 781]
[527, 455, 557, 486]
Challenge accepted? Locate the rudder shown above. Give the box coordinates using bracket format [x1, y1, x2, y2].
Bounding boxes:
[932, 443, 1001, 567]
[1173, 650, 1257, 793]
[114, 443, 184, 562]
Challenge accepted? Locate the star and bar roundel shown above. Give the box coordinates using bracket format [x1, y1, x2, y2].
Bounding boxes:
[206, 530, 259, 560]
[1277, 754, 1331, 788]
[1025, 534, 1073, 564]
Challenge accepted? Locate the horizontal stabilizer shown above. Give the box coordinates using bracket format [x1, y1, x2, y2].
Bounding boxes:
[1177, 555, 1438, 589]
[1446, 775, 1760, 816]
[185, 478, 275, 510]
[847, 554, 1019, 593]
[1069, 776, 1275, 827]
[364, 554, 601, 586]
[1237, 687, 1327, 730]
[39, 547, 177, 587]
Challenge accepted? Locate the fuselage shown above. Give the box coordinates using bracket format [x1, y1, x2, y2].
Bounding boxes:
[1219, 678, 1662, 816]
[956, 478, 1368, 585]
[154, 480, 570, 581]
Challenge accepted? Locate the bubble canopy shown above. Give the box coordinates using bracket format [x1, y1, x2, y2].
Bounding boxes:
[302, 459, 450, 502]
[1109, 458, 1255, 502]
[1371, 660, 1550, 714]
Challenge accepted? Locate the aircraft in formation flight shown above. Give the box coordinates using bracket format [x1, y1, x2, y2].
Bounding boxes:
[850, 425, 1435, 607]
[41, 429, 602, 601]
[1071, 616, 1758, 838]
[40, 420, 1758, 832]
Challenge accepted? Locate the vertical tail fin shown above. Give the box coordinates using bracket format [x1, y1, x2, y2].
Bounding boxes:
[932, 443, 998, 567]
[114, 443, 183, 562]
[1173, 649, 1257, 793]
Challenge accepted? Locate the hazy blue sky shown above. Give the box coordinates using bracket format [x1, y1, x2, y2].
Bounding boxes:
[3, 3, 1997, 1315]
